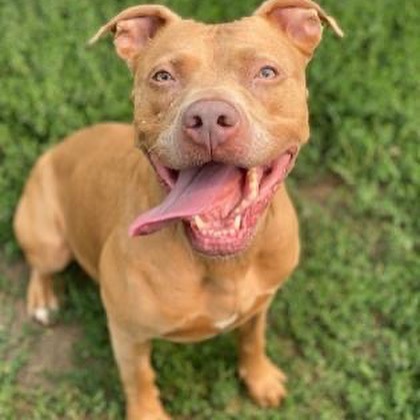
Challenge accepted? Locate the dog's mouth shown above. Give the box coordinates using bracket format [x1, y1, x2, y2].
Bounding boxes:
[129, 148, 297, 256]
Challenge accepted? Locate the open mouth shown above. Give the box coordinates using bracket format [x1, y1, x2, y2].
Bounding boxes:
[129, 148, 297, 256]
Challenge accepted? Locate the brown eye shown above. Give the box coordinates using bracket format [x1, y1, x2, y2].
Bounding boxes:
[152, 70, 175, 83]
[257, 66, 278, 80]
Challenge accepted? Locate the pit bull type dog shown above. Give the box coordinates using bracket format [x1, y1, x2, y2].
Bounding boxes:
[14, 1, 342, 418]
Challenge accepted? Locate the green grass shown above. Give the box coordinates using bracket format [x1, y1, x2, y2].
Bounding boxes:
[0, 0, 419, 419]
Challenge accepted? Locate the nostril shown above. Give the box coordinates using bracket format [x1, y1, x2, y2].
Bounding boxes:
[185, 115, 203, 130]
[192, 115, 203, 129]
[217, 114, 236, 128]
[217, 115, 228, 128]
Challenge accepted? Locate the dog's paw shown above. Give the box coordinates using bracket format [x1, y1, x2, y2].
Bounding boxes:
[30, 305, 59, 326]
[239, 357, 287, 408]
[27, 282, 59, 327]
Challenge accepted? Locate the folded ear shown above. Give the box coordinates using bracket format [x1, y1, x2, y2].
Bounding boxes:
[254, 0, 343, 57]
[89, 5, 180, 69]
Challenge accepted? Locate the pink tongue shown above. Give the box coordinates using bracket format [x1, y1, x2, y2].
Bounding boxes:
[129, 163, 243, 236]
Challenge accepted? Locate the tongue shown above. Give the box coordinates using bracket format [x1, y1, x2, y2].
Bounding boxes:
[129, 163, 243, 237]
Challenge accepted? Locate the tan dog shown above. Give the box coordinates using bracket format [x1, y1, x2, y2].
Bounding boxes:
[14, 1, 342, 418]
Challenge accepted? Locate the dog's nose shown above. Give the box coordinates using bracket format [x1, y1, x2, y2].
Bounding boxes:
[182, 100, 240, 153]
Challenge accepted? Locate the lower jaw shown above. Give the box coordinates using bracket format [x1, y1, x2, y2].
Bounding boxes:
[184, 214, 260, 257]
[183, 183, 279, 257]
[185, 228, 254, 257]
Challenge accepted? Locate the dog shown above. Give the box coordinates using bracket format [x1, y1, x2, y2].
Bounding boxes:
[14, 1, 342, 418]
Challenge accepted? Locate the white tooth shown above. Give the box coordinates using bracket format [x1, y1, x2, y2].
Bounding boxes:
[194, 216, 206, 231]
[250, 186, 258, 200]
[234, 215, 241, 230]
[248, 168, 257, 183]
[247, 168, 260, 200]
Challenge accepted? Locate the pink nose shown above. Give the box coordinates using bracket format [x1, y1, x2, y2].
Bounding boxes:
[182, 100, 240, 153]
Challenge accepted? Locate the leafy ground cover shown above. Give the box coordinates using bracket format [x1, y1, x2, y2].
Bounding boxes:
[0, 0, 418, 419]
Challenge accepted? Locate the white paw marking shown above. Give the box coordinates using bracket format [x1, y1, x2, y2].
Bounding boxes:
[34, 307, 50, 325]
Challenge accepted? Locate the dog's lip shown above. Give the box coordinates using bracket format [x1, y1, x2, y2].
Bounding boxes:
[149, 154, 178, 190]
[149, 146, 298, 192]
[147, 147, 298, 257]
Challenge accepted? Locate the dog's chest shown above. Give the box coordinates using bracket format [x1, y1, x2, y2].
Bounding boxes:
[161, 271, 277, 342]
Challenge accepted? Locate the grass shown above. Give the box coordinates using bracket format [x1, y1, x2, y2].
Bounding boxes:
[0, 0, 418, 419]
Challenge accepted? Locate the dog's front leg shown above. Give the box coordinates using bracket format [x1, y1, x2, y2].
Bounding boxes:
[237, 309, 287, 408]
[108, 323, 170, 420]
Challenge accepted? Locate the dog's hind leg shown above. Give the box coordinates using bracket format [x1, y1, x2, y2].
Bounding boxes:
[14, 152, 72, 326]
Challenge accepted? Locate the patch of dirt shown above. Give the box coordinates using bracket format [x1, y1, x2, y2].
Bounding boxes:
[0, 257, 82, 390]
[0, 256, 28, 296]
[0, 292, 27, 341]
[17, 324, 82, 389]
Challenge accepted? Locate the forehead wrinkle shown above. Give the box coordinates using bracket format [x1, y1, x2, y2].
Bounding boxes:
[235, 47, 283, 64]
[213, 17, 293, 53]
[151, 51, 201, 70]
[210, 25, 242, 79]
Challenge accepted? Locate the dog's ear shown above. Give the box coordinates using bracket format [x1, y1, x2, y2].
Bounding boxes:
[254, 0, 343, 57]
[89, 5, 180, 69]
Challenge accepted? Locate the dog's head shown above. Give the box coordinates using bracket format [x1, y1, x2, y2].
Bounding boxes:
[90, 0, 342, 257]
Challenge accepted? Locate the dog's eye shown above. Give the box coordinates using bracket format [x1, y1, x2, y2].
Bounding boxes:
[257, 66, 278, 80]
[152, 70, 175, 83]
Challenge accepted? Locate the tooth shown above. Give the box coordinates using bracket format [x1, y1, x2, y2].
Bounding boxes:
[194, 216, 206, 231]
[247, 168, 260, 200]
[234, 215, 241, 230]
[248, 168, 258, 183]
